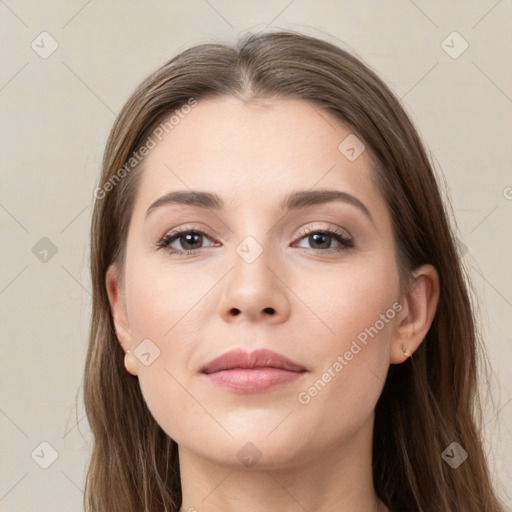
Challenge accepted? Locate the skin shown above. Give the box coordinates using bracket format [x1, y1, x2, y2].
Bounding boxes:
[106, 96, 440, 512]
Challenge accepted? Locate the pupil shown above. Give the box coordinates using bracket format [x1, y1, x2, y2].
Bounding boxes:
[311, 233, 330, 249]
[183, 233, 201, 249]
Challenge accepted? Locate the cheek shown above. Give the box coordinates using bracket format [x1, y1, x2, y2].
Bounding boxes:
[124, 253, 208, 343]
[122, 255, 218, 442]
[289, 256, 399, 350]
[291, 257, 399, 405]
[291, 273, 399, 446]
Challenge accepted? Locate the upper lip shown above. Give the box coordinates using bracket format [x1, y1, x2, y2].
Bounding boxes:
[200, 348, 307, 374]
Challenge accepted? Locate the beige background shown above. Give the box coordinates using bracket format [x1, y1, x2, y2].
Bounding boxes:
[0, 1, 511, 510]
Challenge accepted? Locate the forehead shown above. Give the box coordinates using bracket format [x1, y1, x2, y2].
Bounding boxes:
[133, 95, 382, 214]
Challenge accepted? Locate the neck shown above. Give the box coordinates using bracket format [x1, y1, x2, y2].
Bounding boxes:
[177, 412, 389, 512]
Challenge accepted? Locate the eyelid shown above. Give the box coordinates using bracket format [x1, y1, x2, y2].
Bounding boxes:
[156, 224, 217, 249]
[294, 222, 352, 242]
[292, 224, 354, 252]
[156, 221, 354, 255]
[157, 222, 350, 243]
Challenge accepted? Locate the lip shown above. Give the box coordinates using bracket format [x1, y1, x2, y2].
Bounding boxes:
[200, 348, 307, 393]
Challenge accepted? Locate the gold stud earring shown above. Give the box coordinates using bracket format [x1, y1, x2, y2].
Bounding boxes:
[402, 344, 411, 358]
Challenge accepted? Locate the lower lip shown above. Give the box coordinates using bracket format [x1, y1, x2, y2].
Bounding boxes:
[203, 368, 305, 393]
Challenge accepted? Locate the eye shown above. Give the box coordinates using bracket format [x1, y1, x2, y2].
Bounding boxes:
[156, 224, 354, 257]
[156, 227, 217, 256]
[294, 226, 354, 252]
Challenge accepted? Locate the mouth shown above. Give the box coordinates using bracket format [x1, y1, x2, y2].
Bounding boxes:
[200, 348, 307, 393]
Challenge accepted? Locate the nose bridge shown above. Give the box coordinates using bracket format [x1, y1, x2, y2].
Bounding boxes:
[228, 208, 277, 274]
[231, 230, 277, 295]
[217, 224, 290, 323]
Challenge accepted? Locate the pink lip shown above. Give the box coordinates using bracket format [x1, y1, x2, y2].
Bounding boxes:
[200, 348, 307, 393]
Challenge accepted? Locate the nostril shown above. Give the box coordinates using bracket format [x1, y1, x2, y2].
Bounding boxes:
[229, 307, 275, 315]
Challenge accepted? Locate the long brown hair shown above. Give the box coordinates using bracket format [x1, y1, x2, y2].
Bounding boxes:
[83, 30, 506, 511]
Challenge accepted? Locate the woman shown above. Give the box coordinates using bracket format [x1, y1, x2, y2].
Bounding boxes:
[84, 30, 506, 511]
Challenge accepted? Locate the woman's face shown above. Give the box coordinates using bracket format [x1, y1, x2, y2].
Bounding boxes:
[111, 96, 406, 469]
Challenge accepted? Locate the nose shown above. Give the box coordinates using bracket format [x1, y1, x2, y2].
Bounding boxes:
[217, 240, 291, 324]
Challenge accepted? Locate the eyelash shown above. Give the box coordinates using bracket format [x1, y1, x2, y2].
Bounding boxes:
[156, 224, 354, 257]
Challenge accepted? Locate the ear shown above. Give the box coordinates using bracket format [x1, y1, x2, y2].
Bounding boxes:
[390, 264, 440, 364]
[105, 264, 138, 376]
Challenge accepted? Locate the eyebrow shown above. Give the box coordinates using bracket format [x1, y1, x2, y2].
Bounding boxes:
[145, 189, 373, 224]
